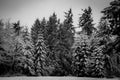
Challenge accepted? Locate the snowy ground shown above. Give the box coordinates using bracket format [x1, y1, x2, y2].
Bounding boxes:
[0, 77, 119, 80]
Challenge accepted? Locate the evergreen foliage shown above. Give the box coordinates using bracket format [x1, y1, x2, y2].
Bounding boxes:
[31, 19, 41, 46]
[45, 13, 58, 51]
[52, 9, 75, 76]
[34, 31, 49, 76]
[79, 7, 96, 36]
[73, 34, 105, 77]
[101, 0, 120, 77]
[0, 1, 120, 77]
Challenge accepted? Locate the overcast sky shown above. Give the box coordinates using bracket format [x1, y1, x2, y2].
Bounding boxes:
[0, 0, 112, 29]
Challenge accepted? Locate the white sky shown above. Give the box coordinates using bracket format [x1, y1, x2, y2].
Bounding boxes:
[0, 0, 113, 30]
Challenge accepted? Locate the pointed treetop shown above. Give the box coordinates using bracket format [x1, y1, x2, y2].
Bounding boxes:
[34, 18, 40, 25]
[53, 12, 56, 16]
[64, 8, 73, 24]
[13, 20, 20, 28]
[48, 12, 57, 24]
[41, 17, 46, 25]
[69, 8, 72, 13]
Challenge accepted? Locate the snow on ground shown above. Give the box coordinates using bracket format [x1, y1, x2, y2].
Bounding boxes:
[0, 77, 119, 80]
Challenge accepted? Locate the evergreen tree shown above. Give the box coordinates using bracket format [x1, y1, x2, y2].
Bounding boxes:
[101, 0, 120, 36]
[79, 7, 95, 36]
[13, 21, 22, 36]
[34, 31, 49, 76]
[63, 8, 75, 47]
[31, 18, 52, 76]
[97, 18, 112, 48]
[31, 19, 41, 46]
[91, 46, 105, 77]
[6, 21, 34, 76]
[73, 34, 91, 76]
[11, 21, 24, 73]
[0, 21, 25, 75]
[45, 13, 58, 51]
[73, 34, 105, 77]
[0, 20, 4, 52]
[101, 0, 120, 77]
[0, 20, 8, 75]
[97, 18, 111, 37]
[53, 9, 75, 76]
[41, 18, 47, 39]
[17, 27, 35, 76]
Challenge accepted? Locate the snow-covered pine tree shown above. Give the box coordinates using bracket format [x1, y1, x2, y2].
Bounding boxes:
[34, 31, 49, 76]
[91, 45, 105, 77]
[16, 27, 35, 76]
[73, 33, 105, 77]
[73, 34, 90, 76]
[73, 46, 85, 76]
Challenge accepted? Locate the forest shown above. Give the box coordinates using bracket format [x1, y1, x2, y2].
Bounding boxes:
[0, 0, 120, 78]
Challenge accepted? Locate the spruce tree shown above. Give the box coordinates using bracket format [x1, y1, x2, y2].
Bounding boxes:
[91, 45, 105, 77]
[13, 21, 22, 36]
[0, 20, 7, 75]
[53, 9, 75, 76]
[73, 34, 90, 76]
[101, 0, 120, 36]
[31, 19, 41, 46]
[97, 18, 111, 37]
[41, 18, 47, 39]
[34, 31, 49, 76]
[17, 27, 35, 76]
[79, 7, 95, 36]
[101, 0, 120, 77]
[73, 33, 105, 77]
[0, 21, 26, 75]
[45, 13, 58, 51]
[0, 20, 4, 53]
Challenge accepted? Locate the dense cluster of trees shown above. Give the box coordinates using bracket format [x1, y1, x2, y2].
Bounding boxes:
[0, 0, 120, 78]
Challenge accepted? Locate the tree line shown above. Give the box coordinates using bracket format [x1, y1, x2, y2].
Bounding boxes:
[0, 0, 120, 77]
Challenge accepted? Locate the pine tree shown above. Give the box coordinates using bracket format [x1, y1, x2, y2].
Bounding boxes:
[91, 45, 105, 77]
[45, 13, 58, 51]
[0, 21, 25, 75]
[31, 19, 41, 46]
[79, 6, 95, 36]
[17, 27, 35, 76]
[73, 44, 87, 76]
[5, 21, 34, 76]
[0, 20, 4, 53]
[31, 18, 52, 76]
[0, 20, 8, 75]
[101, 0, 120, 77]
[73, 34, 90, 76]
[11, 21, 24, 73]
[34, 31, 49, 76]
[73, 33, 105, 77]
[53, 9, 75, 76]
[101, 0, 120, 36]
[64, 8, 75, 42]
[41, 18, 47, 39]
[97, 18, 111, 36]
[13, 21, 22, 36]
